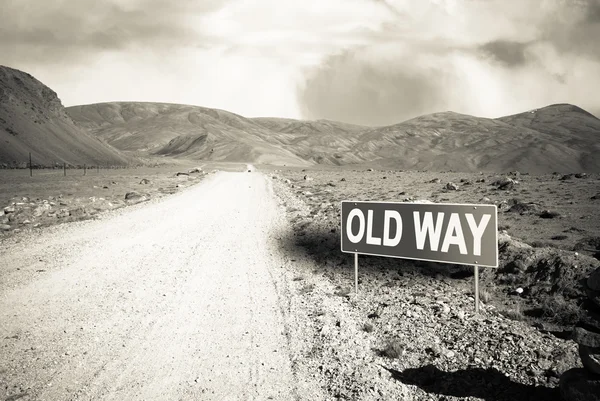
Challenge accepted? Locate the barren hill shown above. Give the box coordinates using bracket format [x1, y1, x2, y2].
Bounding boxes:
[0, 66, 129, 167]
[68, 100, 600, 173]
[66, 102, 312, 167]
[353, 109, 600, 173]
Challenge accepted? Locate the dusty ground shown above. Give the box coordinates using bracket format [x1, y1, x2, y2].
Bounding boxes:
[0, 171, 324, 401]
[265, 167, 599, 400]
[1, 167, 598, 400]
[0, 163, 247, 237]
[265, 167, 600, 329]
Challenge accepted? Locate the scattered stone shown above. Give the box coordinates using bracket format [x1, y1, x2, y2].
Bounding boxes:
[445, 182, 459, 191]
[492, 176, 518, 190]
[139, 178, 151, 184]
[4, 205, 15, 214]
[476, 178, 486, 183]
[0, 224, 10, 231]
[125, 191, 142, 200]
[539, 210, 561, 219]
[508, 201, 540, 215]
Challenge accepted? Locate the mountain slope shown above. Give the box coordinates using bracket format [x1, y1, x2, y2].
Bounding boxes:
[67, 102, 311, 167]
[350, 109, 600, 173]
[0, 66, 129, 167]
[67, 100, 600, 173]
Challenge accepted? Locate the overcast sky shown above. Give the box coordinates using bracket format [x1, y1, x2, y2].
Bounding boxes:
[2, 0, 599, 125]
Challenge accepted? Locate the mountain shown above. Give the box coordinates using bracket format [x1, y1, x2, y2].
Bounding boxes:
[0, 66, 129, 167]
[66, 102, 311, 167]
[68, 100, 600, 173]
[350, 107, 600, 173]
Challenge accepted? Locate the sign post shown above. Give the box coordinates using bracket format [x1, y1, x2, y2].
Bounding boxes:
[341, 201, 498, 312]
[354, 253, 359, 293]
[474, 264, 479, 313]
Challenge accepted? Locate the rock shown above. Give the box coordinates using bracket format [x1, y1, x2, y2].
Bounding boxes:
[303, 175, 312, 181]
[560, 368, 600, 401]
[560, 174, 575, 181]
[176, 172, 189, 176]
[367, 168, 373, 171]
[492, 177, 518, 190]
[588, 268, 600, 291]
[125, 191, 141, 200]
[573, 326, 600, 348]
[429, 178, 441, 183]
[445, 182, 459, 191]
[539, 210, 561, 219]
[515, 287, 524, 294]
[139, 178, 151, 184]
[579, 345, 600, 375]
[340, 178, 346, 182]
[591, 193, 600, 200]
[575, 173, 588, 179]
[189, 167, 203, 174]
[0, 224, 10, 231]
[4, 205, 15, 213]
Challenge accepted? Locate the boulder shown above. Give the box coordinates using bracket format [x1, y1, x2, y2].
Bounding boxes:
[589, 267, 600, 291]
[3, 205, 15, 213]
[445, 182, 459, 191]
[560, 368, 600, 401]
[573, 326, 600, 348]
[579, 345, 600, 375]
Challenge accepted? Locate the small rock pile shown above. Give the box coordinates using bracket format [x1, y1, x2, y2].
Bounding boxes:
[560, 266, 600, 400]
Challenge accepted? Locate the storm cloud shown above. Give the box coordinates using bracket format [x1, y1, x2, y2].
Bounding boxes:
[299, 0, 600, 124]
[0, 0, 224, 64]
[2, 0, 600, 122]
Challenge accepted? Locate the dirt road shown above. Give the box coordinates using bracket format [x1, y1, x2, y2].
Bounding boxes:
[0, 172, 315, 401]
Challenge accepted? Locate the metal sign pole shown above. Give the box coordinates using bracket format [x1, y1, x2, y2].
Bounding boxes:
[474, 265, 479, 314]
[354, 253, 359, 294]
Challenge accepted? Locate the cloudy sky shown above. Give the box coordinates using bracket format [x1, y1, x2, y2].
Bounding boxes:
[2, 0, 599, 125]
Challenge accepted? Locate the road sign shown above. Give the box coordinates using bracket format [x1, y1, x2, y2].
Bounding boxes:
[341, 201, 498, 268]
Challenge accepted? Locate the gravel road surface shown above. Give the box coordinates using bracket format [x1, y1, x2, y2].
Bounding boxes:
[0, 172, 313, 401]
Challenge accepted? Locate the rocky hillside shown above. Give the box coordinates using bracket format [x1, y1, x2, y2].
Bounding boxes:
[0, 66, 129, 167]
[68, 101, 600, 174]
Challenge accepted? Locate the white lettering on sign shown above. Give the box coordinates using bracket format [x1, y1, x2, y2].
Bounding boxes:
[466, 213, 491, 256]
[441, 213, 466, 254]
[413, 211, 492, 255]
[347, 208, 365, 243]
[383, 210, 403, 246]
[414, 212, 445, 251]
[366, 210, 381, 245]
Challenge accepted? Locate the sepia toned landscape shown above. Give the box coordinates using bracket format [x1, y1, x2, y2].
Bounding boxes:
[2, 1, 600, 400]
